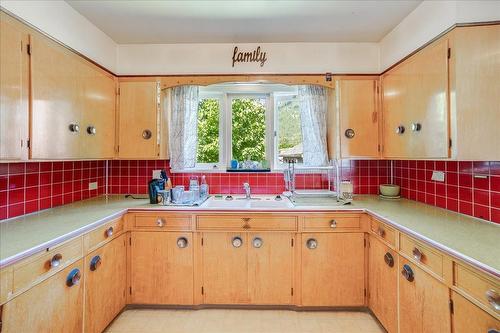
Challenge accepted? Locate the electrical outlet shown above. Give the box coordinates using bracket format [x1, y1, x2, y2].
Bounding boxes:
[88, 181, 98, 190]
[431, 171, 445, 182]
[152, 170, 162, 179]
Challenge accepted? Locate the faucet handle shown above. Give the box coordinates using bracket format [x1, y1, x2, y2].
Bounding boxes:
[243, 182, 250, 188]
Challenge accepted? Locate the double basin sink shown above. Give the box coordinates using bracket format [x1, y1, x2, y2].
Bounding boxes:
[202, 195, 295, 209]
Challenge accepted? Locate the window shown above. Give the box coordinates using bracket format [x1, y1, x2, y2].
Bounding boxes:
[197, 97, 221, 168]
[275, 95, 303, 165]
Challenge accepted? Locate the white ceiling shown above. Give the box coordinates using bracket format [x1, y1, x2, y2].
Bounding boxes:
[66, 0, 422, 44]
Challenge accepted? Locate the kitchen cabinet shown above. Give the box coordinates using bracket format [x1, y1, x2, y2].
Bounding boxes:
[301, 233, 365, 306]
[202, 232, 248, 304]
[368, 236, 397, 333]
[1, 260, 84, 333]
[118, 80, 167, 159]
[337, 77, 379, 158]
[30, 33, 115, 159]
[452, 291, 500, 333]
[247, 232, 294, 305]
[0, 13, 29, 161]
[398, 257, 451, 333]
[382, 37, 449, 159]
[130, 231, 193, 305]
[84, 234, 127, 333]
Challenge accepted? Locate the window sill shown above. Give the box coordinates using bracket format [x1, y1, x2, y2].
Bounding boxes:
[170, 168, 283, 174]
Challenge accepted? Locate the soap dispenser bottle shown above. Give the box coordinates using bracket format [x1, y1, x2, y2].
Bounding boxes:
[200, 175, 209, 198]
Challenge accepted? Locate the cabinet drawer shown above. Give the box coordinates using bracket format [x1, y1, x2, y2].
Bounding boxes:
[0, 267, 13, 305]
[399, 234, 444, 278]
[455, 263, 500, 314]
[134, 214, 192, 230]
[197, 215, 297, 231]
[370, 219, 396, 247]
[303, 214, 360, 231]
[86, 218, 124, 252]
[12, 237, 82, 293]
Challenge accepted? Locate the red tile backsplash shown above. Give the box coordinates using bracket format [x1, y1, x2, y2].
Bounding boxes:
[0, 161, 106, 220]
[393, 160, 500, 223]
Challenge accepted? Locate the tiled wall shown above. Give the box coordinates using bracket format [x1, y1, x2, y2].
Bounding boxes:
[0, 161, 106, 220]
[107, 160, 171, 195]
[393, 160, 500, 223]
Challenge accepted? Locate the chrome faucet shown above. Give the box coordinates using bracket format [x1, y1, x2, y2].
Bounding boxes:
[243, 182, 251, 199]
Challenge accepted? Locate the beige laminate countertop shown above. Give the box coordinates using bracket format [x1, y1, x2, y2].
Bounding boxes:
[1, 195, 499, 278]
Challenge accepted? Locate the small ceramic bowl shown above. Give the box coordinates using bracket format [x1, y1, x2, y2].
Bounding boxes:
[379, 184, 400, 197]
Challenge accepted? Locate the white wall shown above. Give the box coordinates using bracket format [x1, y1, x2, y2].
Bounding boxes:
[0, 0, 117, 71]
[117, 42, 380, 75]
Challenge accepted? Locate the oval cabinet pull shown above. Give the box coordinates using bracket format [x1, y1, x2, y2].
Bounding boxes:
[105, 226, 114, 238]
[401, 264, 414, 282]
[252, 237, 263, 248]
[330, 220, 337, 228]
[177, 237, 188, 249]
[156, 218, 165, 227]
[344, 128, 355, 139]
[49, 253, 63, 268]
[86, 125, 96, 135]
[395, 125, 405, 134]
[89, 255, 102, 271]
[412, 247, 423, 262]
[411, 122, 422, 132]
[66, 268, 81, 287]
[377, 227, 385, 238]
[384, 252, 394, 267]
[68, 123, 80, 133]
[485, 289, 500, 311]
[142, 129, 152, 140]
[232, 236, 243, 248]
[306, 238, 318, 250]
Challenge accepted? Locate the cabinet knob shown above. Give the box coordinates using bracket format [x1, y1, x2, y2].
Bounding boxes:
[105, 226, 114, 238]
[412, 247, 423, 262]
[177, 237, 188, 249]
[142, 129, 152, 140]
[306, 238, 318, 250]
[411, 123, 422, 132]
[49, 253, 63, 268]
[86, 125, 96, 135]
[69, 123, 80, 133]
[252, 237, 263, 248]
[395, 125, 405, 134]
[66, 268, 81, 287]
[377, 227, 385, 238]
[487, 330, 499, 333]
[344, 128, 355, 139]
[384, 252, 394, 267]
[156, 218, 165, 227]
[401, 264, 414, 282]
[89, 255, 102, 271]
[232, 236, 243, 248]
[485, 289, 500, 311]
[330, 220, 337, 228]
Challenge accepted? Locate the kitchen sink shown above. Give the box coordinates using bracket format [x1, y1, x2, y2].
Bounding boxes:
[202, 196, 294, 209]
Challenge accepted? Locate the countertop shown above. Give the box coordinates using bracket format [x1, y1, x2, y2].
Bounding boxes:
[1, 195, 499, 278]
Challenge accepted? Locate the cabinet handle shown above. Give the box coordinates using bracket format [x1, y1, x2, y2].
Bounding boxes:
[411, 123, 422, 132]
[306, 238, 318, 250]
[344, 128, 355, 139]
[232, 236, 243, 248]
[487, 329, 499, 333]
[377, 227, 385, 238]
[49, 253, 63, 268]
[252, 237, 263, 248]
[395, 125, 405, 134]
[156, 218, 165, 227]
[89, 255, 102, 271]
[105, 226, 114, 238]
[401, 264, 414, 282]
[177, 237, 188, 249]
[412, 247, 423, 262]
[142, 129, 152, 140]
[86, 125, 96, 135]
[384, 252, 394, 267]
[485, 289, 500, 311]
[66, 268, 81, 287]
[330, 220, 337, 228]
[68, 123, 80, 133]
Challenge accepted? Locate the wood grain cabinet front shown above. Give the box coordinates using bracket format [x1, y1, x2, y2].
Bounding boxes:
[303, 214, 361, 232]
[84, 234, 127, 333]
[452, 291, 500, 333]
[1, 260, 84, 333]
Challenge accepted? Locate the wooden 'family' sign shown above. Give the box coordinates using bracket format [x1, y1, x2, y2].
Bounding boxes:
[232, 46, 267, 67]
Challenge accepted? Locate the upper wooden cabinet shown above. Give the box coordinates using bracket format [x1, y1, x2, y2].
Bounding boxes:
[0, 14, 29, 161]
[30, 34, 115, 160]
[337, 77, 380, 158]
[382, 37, 450, 159]
[117, 80, 168, 159]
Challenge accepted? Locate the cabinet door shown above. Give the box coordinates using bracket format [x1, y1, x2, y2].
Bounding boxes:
[452, 291, 500, 333]
[202, 232, 248, 304]
[0, 15, 29, 160]
[130, 232, 193, 304]
[301, 233, 365, 306]
[383, 38, 449, 159]
[84, 234, 127, 333]
[248, 232, 293, 305]
[368, 236, 397, 333]
[118, 81, 159, 159]
[338, 78, 379, 158]
[1, 260, 84, 333]
[398, 257, 451, 333]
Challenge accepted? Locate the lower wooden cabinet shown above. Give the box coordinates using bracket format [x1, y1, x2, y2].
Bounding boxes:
[452, 291, 499, 333]
[130, 232, 193, 305]
[301, 232, 365, 306]
[398, 257, 451, 333]
[84, 234, 127, 333]
[368, 236, 397, 333]
[1, 260, 84, 333]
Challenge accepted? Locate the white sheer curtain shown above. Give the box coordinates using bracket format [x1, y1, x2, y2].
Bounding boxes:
[298, 85, 329, 166]
[169, 85, 199, 170]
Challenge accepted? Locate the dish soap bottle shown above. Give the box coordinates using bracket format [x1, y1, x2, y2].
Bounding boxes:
[200, 175, 209, 199]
